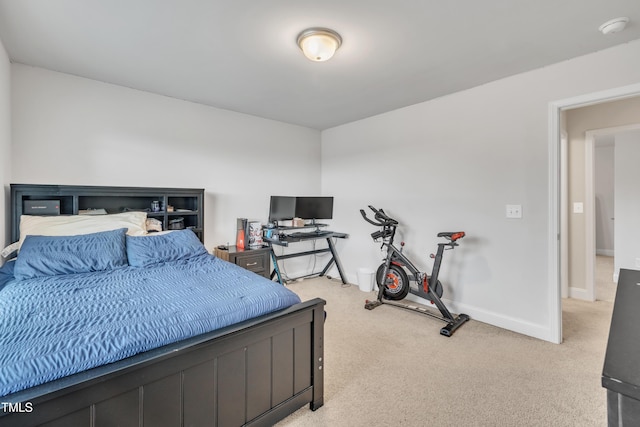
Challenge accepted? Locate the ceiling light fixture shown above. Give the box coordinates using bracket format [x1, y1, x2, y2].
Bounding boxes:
[297, 27, 342, 62]
[599, 17, 629, 35]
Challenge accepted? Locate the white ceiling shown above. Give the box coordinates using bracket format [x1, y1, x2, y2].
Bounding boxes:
[1, 1, 639, 130]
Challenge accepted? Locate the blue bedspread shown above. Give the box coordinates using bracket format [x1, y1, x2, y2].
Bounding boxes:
[0, 254, 301, 397]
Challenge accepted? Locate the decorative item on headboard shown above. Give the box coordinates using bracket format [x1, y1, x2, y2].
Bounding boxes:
[23, 200, 60, 216]
[146, 217, 163, 232]
[168, 217, 185, 230]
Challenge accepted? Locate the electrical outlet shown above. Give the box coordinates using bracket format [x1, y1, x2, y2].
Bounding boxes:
[573, 202, 584, 214]
[506, 204, 522, 219]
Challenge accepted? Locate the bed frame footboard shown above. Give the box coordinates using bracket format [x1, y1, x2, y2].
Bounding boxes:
[0, 298, 326, 427]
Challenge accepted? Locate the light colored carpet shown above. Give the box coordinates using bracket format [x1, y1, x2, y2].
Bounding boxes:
[276, 259, 615, 427]
[595, 255, 616, 302]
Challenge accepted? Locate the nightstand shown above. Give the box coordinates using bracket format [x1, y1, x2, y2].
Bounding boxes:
[214, 245, 271, 279]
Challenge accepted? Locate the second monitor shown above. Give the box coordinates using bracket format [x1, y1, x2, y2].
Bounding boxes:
[268, 196, 333, 224]
[295, 197, 333, 222]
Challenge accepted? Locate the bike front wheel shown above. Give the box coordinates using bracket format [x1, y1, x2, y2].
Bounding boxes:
[376, 264, 410, 300]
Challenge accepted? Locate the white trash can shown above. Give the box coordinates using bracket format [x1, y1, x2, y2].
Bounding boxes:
[357, 268, 375, 292]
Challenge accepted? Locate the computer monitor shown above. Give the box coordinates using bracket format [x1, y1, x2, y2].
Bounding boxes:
[295, 197, 334, 221]
[268, 196, 296, 223]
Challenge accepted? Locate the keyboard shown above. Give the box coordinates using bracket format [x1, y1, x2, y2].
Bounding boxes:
[288, 230, 332, 238]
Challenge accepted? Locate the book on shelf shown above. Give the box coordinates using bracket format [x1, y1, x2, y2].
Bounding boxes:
[249, 221, 263, 247]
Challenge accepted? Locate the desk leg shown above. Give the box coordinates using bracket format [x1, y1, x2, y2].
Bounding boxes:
[270, 247, 283, 284]
[325, 238, 348, 284]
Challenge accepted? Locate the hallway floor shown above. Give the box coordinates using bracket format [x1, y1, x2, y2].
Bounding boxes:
[595, 255, 616, 302]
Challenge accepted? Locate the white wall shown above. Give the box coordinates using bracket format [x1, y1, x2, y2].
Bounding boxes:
[7, 39, 640, 341]
[322, 39, 640, 342]
[614, 129, 640, 277]
[0, 39, 10, 253]
[594, 142, 614, 256]
[10, 64, 321, 253]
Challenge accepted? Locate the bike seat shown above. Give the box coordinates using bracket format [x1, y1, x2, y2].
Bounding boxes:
[437, 231, 465, 241]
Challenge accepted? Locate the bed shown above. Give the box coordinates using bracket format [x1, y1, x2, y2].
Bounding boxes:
[0, 185, 325, 426]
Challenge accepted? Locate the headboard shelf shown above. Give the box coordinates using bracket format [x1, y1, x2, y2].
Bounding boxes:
[10, 184, 204, 243]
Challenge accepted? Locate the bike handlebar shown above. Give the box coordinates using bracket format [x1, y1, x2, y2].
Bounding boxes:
[362, 205, 465, 245]
[360, 205, 399, 227]
[359, 209, 382, 226]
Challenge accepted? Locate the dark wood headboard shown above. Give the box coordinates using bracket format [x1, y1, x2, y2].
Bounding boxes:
[10, 184, 204, 242]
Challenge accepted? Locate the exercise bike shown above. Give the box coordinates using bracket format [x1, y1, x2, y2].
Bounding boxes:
[360, 205, 470, 336]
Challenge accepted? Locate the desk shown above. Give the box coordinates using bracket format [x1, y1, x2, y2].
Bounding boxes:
[602, 269, 640, 423]
[265, 231, 348, 284]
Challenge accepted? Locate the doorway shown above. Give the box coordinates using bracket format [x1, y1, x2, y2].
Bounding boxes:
[549, 83, 640, 344]
[594, 134, 615, 302]
[583, 125, 640, 301]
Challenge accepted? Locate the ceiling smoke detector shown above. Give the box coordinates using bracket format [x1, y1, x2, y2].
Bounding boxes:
[599, 17, 629, 35]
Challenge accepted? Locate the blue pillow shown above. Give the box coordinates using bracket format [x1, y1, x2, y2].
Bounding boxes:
[126, 229, 208, 267]
[14, 228, 128, 280]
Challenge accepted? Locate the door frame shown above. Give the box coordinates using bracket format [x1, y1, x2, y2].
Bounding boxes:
[548, 82, 640, 344]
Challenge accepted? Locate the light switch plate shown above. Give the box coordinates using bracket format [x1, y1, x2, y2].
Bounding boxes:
[573, 202, 584, 214]
[506, 204, 522, 219]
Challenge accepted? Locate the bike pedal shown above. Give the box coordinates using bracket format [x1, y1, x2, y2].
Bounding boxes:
[364, 300, 382, 310]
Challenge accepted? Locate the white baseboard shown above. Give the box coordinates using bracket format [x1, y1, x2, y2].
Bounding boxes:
[314, 271, 558, 343]
[596, 249, 614, 256]
[568, 286, 594, 301]
[403, 294, 556, 343]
